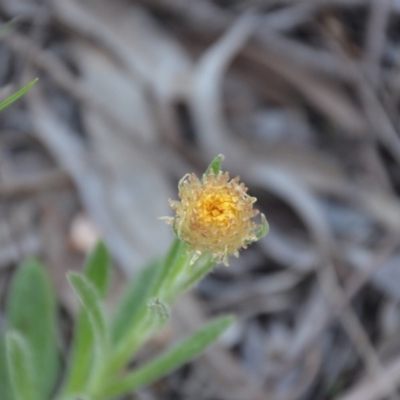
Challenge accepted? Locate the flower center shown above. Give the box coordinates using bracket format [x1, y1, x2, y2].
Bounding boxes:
[195, 191, 237, 230]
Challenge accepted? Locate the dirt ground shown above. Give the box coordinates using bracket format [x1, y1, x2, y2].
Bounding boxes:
[2, 0, 400, 399]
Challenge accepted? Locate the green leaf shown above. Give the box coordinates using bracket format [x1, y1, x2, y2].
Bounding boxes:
[204, 154, 225, 177]
[6, 332, 37, 400]
[62, 243, 111, 396]
[0, 334, 12, 400]
[102, 315, 234, 399]
[66, 273, 110, 398]
[67, 273, 108, 355]
[107, 259, 169, 376]
[255, 213, 269, 240]
[62, 310, 94, 396]
[0, 78, 38, 111]
[84, 241, 111, 298]
[7, 259, 59, 400]
[111, 259, 160, 344]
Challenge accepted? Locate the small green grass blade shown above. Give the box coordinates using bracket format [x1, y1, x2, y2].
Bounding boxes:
[0, 78, 38, 111]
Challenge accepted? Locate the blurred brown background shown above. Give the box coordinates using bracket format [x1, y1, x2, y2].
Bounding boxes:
[2, 0, 400, 399]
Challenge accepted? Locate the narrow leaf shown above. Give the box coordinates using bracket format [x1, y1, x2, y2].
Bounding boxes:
[67, 273, 108, 352]
[66, 273, 109, 399]
[0, 334, 12, 400]
[0, 78, 38, 111]
[111, 259, 160, 344]
[62, 243, 111, 395]
[6, 332, 36, 400]
[108, 259, 168, 375]
[255, 214, 269, 240]
[84, 241, 111, 298]
[62, 310, 95, 395]
[7, 259, 59, 400]
[103, 315, 234, 398]
[204, 154, 225, 177]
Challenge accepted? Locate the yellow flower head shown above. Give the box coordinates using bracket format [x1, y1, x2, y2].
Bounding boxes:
[163, 155, 268, 265]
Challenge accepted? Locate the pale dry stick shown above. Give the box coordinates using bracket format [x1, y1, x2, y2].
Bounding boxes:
[315, 0, 400, 10]
[165, 0, 379, 144]
[294, 150, 400, 399]
[250, 167, 400, 399]
[138, 0, 371, 32]
[316, 27, 394, 192]
[139, 0, 360, 80]
[0, 169, 70, 197]
[316, 263, 400, 400]
[52, 0, 178, 88]
[282, 0, 369, 5]
[364, 0, 392, 87]
[236, 1, 318, 32]
[335, 356, 400, 400]
[174, 295, 266, 400]
[191, 11, 262, 165]
[362, 0, 395, 190]
[244, 46, 366, 136]
[190, 9, 362, 171]
[140, 0, 373, 136]
[289, 237, 400, 363]
[23, 81, 146, 276]
[1, 32, 152, 153]
[359, 81, 400, 166]
[319, 20, 400, 172]
[53, 0, 195, 157]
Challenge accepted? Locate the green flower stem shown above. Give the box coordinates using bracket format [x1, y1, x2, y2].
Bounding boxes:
[155, 240, 215, 304]
[179, 252, 215, 294]
[151, 239, 189, 299]
[158, 245, 193, 303]
[152, 238, 181, 290]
